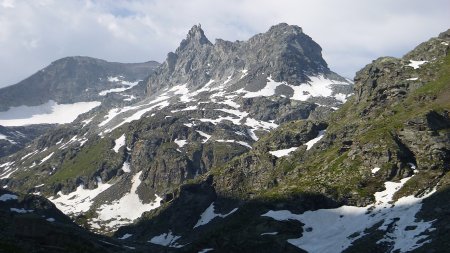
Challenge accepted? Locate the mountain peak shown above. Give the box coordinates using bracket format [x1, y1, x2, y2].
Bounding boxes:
[267, 23, 303, 35]
[177, 24, 211, 51]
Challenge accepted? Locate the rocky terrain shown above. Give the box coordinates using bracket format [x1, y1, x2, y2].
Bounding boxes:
[0, 57, 159, 111]
[0, 57, 159, 158]
[0, 23, 352, 235]
[0, 24, 449, 253]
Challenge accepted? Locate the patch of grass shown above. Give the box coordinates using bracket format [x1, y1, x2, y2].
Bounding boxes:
[47, 138, 118, 183]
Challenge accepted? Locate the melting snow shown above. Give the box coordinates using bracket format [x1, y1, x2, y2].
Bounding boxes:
[121, 161, 131, 173]
[407, 77, 419, 81]
[334, 93, 349, 103]
[194, 202, 238, 228]
[372, 167, 381, 174]
[261, 232, 278, 236]
[241, 76, 282, 98]
[0, 134, 15, 144]
[174, 139, 188, 148]
[171, 105, 198, 113]
[113, 134, 126, 153]
[216, 139, 252, 149]
[408, 60, 428, 69]
[198, 248, 214, 253]
[118, 233, 133, 240]
[46, 217, 55, 222]
[304, 130, 326, 150]
[196, 131, 211, 143]
[82, 116, 95, 127]
[0, 100, 101, 126]
[0, 193, 18, 201]
[10, 208, 33, 213]
[39, 152, 54, 165]
[96, 171, 162, 230]
[99, 80, 139, 96]
[49, 179, 112, 215]
[240, 69, 248, 79]
[269, 147, 298, 158]
[262, 172, 436, 253]
[148, 231, 184, 248]
[289, 76, 337, 101]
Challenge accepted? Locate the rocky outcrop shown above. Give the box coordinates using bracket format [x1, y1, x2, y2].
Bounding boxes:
[0, 124, 55, 158]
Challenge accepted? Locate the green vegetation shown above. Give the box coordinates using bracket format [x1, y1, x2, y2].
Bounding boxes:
[47, 137, 120, 183]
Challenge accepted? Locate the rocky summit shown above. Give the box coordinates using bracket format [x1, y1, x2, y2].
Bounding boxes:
[0, 24, 449, 253]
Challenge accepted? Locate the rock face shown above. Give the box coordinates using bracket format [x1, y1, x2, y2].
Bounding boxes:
[0, 124, 55, 158]
[0, 56, 159, 111]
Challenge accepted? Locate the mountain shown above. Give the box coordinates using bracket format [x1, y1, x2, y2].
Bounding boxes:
[0, 56, 159, 112]
[1, 24, 448, 253]
[147, 23, 351, 107]
[112, 29, 450, 252]
[0, 23, 352, 236]
[0, 57, 159, 158]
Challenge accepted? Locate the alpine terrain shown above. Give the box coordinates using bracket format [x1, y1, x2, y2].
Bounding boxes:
[0, 57, 159, 158]
[0, 23, 449, 253]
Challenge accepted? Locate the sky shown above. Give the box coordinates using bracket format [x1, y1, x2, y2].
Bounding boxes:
[0, 0, 449, 88]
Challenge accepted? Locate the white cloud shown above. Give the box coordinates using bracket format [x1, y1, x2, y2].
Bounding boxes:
[1, 0, 14, 8]
[0, 0, 448, 87]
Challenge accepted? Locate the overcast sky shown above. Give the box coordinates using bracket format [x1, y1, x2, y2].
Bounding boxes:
[0, 0, 449, 88]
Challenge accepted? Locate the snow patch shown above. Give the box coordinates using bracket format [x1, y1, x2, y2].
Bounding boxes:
[196, 131, 211, 143]
[49, 179, 112, 215]
[0, 193, 18, 201]
[194, 202, 238, 228]
[121, 161, 131, 173]
[269, 147, 298, 157]
[39, 152, 54, 165]
[198, 248, 214, 253]
[113, 134, 126, 153]
[174, 139, 188, 148]
[372, 167, 381, 174]
[0, 100, 101, 126]
[216, 139, 252, 149]
[10, 208, 33, 213]
[0, 134, 15, 144]
[262, 172, 436, 253]
[96, 171, 162, 230]
[261, 232, 278, 236]
[148, 231, 184, 248]
[118, 233, 133, 240]
[240, 76, 282, 98]
[304, 130, 326, 150]
[408, 60, 428, 69]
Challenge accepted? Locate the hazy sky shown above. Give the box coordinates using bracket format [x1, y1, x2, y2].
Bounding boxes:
[0, 0, 449, 88]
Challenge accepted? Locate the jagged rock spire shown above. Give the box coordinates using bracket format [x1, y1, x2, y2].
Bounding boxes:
[177, 24, 211, 52]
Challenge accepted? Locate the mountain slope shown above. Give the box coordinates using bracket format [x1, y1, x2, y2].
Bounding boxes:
[112, 29, 450, 252]
[0, 56, 159, 111]
[0, 189, 140, 253]
[0, 57, 159, 158]
[0, 23, 352, 235]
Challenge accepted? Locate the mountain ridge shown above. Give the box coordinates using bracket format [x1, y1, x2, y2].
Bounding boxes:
[1, 24, 448, 252]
